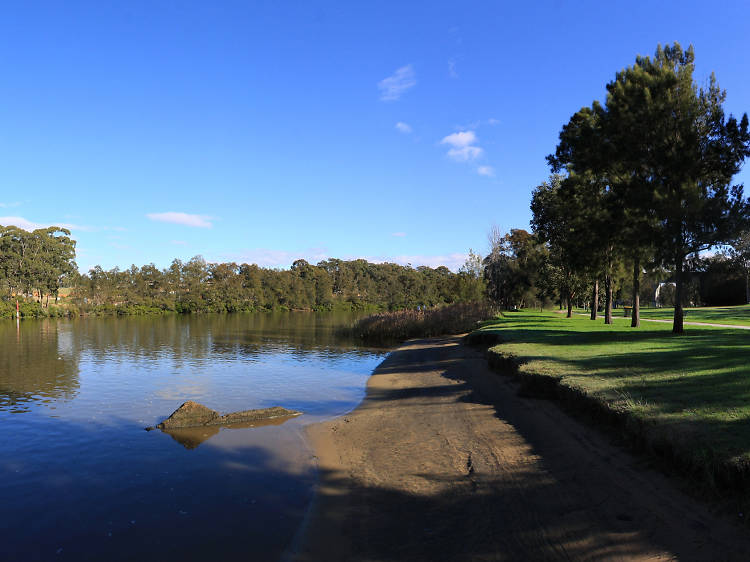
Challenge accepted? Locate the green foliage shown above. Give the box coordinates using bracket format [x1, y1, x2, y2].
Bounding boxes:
[540, 42, 750, 332]
[484, 228, 549, 310]
[68, 256, 486, 316]
[0, 225, 77, 311]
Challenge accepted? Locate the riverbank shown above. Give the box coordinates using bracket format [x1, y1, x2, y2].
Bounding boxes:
[294, 336, 750, 560]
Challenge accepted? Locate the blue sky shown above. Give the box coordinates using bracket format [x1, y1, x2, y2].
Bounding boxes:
[2, 1, 749, 272]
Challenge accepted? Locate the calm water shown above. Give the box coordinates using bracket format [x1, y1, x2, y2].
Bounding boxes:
[0, 312, 387, 561]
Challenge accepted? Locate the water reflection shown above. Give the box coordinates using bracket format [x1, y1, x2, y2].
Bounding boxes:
[0, 320, 80, 412]
[0, 311, 384, 419]
[161, 415, 301, 450]
[0, 312, 386, 561]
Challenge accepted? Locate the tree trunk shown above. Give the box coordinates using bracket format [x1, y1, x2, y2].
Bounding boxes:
[604, 275, 613, 324]
[631, 258, 640, 328]
[566, 291, 573, 318]
[746, 267, 749, 305]
[673, 258, 684, 334]
[590, 279, 598, 320]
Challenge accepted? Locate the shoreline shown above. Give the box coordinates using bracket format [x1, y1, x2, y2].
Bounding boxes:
[292, 335, 750, 560]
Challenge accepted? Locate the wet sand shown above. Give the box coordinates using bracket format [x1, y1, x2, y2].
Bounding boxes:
[293, 336, 750, 561]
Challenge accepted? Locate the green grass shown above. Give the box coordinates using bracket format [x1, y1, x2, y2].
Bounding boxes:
[574, 303, 750, 327]
[472, 311, 750, 488]
[638, 304, 750, 326]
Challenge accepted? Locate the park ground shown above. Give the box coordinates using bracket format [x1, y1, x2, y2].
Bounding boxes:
[293, 331, 750, 561]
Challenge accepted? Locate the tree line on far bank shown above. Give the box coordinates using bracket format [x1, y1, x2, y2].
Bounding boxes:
[73, 257, 485, 315]
[0, 244, 486, 317]
[513, 43, 750, 334]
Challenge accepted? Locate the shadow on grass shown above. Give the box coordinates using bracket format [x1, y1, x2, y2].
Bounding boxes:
[471, 317, 750, 487]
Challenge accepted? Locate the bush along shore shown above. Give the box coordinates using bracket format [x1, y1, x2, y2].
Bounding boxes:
[344, 301, 496, 344]
[467, 311, 750, 501]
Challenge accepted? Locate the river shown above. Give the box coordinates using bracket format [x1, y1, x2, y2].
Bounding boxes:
[0, 312, 386, 561]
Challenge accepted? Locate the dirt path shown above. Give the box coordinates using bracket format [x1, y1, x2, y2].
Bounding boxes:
[293, 336, 750, 561]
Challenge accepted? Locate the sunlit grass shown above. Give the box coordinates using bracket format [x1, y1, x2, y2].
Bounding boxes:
[475, 311, 750, 467]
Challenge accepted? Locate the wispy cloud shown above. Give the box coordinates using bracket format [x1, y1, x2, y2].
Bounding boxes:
[441, 131, 477, 148]
[359, 253, 468, 272]
[147, 212, 213, 228]
[378, 65, 416, 101]
[391, 232, 407, 237]
[448, 58, 458, 78]
[221, 248, 329, 268]
[0, 216, 96, 232]
[487, 118, 501, 126]
[0, 216, 41, 231]
[447, 146, 483, 161]
[477, 165, 495, 177]
[220, 247, 466, 271]
[0, 202, 21, 209]
[395, 122, 412, 134]
[441, 131, 483, 162]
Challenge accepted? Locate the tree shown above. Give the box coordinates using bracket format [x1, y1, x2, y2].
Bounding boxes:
[530, 175, 590, 317]
[548, 107, 621, 324]
[643, 44, 750, 332]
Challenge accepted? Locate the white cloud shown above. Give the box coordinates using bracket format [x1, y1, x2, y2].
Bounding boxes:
[0, 216, 94, 232]
[447, 146, 483, 162]
[477, 165, 495, 177]
[441, 130, 487, 163]
[147, 212, 213, 228]
[378, 65, 416, 101]
[395, 122, 412, 134]
[441, 131, 477, 148]
[0, 216, 42, 231]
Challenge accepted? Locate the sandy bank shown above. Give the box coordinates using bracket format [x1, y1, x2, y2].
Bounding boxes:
[293, 336, 750, 561]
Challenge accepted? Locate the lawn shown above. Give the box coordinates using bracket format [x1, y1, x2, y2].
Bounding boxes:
[474, 311, 750, 483]
[638, 304, 750, 327]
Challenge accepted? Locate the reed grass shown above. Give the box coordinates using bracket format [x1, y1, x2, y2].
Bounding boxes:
[347, 301, 496, 343]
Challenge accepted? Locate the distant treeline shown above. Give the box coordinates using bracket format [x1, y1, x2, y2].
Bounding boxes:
[64, 256, 485, 316]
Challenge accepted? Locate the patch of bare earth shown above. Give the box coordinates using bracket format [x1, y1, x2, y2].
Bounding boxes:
[293, 336, 750, 561]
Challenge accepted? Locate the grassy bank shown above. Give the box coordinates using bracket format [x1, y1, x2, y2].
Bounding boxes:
[346, 301, 495, 344]
[469, 311, 750, 494]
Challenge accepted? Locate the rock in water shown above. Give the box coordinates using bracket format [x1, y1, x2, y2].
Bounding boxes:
[149, 400, 303, 431]
[157, 400, 220, 429]
[221, 406, 301, 424]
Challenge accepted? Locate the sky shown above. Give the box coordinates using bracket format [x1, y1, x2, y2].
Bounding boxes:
[1, 0, 749, 273]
